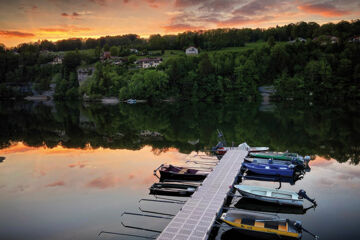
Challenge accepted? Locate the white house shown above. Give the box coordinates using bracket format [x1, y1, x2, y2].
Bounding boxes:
[136, 58, 162, 68]
[289, 37, 307, 43]
[51, 56, 63, 65]
[130, 48, 138, 53]
[185, 46, 198, 55]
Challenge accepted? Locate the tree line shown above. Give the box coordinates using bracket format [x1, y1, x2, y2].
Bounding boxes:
[0, 20, 359, 100]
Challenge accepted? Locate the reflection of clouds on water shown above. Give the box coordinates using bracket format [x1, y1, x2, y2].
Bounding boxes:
[45, 181, 65, 187]
[309, 156, 334, 167]
[86, 174, 122, 189]
[311, 156, 360, 190]
[68, 162, 87, 168]
[318, 178, 335, 187]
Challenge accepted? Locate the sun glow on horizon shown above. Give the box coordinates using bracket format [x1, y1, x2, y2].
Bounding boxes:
[0, 0, 359, 47]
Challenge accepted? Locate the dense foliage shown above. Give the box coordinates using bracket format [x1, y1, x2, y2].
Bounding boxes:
[0, 20, 359, 100]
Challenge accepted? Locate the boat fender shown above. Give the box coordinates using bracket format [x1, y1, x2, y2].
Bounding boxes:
[298, 189, 317, 206]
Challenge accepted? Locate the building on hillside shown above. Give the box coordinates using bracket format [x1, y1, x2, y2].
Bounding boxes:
[349, 36, 360, 43]
[77, 67, 94, 85]
[135, 58, 162, 68]
[130, 48, 138, 53]
[313, 35, 339, 45]
[185, 46, 198, 55]
[111, 57, 123, 65]
[51, 56, 63, 65]
[101, 51, 111, 60]
[289, 37, 307, 43]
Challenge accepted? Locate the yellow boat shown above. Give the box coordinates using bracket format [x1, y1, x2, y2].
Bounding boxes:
[220, 211, 302, 239]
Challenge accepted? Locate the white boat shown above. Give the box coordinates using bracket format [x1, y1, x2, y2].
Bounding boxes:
[234, 185, 303, 207]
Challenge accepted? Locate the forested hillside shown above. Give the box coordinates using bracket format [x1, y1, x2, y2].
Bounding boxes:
[0, 20, 359, 101]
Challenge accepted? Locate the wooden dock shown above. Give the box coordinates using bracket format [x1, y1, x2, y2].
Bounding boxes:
[157, 149, 247, 240]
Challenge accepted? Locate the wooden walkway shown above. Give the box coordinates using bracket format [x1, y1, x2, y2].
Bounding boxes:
[157, 149, 247, 240]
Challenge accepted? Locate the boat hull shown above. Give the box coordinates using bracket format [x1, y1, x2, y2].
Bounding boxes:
[149, 188, 194, 197]
[235, 198, 305, 215]
[242, 162, 294, 177]
[236, 188, 302, 207]
[221, 227, 300, 240]
[221, 212, 301, 240]
[159, 170, 207, 181]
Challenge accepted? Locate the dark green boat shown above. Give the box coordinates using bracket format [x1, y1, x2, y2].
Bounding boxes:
[249, 152, 310, 163]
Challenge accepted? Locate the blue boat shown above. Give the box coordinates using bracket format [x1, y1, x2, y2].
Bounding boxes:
[242, 162, 294, 177]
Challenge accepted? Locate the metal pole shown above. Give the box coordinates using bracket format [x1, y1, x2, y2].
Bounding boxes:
[121, 211, 172, 219]
[98, 231, 156, 239]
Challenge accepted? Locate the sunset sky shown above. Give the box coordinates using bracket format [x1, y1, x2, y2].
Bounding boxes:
[0, 0, 359, 47]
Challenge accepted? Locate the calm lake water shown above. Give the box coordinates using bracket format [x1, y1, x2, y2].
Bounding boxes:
[0, 100, 359, 240]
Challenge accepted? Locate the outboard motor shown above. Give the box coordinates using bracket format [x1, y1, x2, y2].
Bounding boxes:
[298, 189, 317, 206]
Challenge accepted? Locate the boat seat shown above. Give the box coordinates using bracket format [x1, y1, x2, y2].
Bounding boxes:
[254, 221, 265, 228]
[278, 223, 288, 232]
[234, 219, 242, 224]
[178, 169, 187, 174]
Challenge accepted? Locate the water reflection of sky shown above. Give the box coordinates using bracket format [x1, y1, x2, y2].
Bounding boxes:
[1, 143, 360, 239]
[0, 142, 188, 240]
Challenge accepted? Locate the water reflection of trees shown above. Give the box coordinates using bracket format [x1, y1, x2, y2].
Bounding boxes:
[0, 101, 358, 164]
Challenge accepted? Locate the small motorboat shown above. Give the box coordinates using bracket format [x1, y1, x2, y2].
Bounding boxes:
[244, 157, 305, 168]
[220, 210, 302, 240]
[241, 162, 295, 177]
[234, 185, 316, 207]
[249, 152, 310, 163]
[154, 164, 209, 181]
[0, 156, 5, 163]
[149, 183, 197, 197]
[126, 99, 136, 104]
[212, 141, 227, 155]
[242, 172, 303, 185]
[234, 198, 313, 215]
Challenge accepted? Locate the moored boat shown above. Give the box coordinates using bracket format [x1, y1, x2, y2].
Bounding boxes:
[234, 185, 303, 206]
[249, 152, 310, 164]
[149, 183, 197, 197]
[242, 162, 295, 177]
[244, 157, 305, 168]
[155, 164, 209, 181]
[220, 210, 302, 240]
[235, 198, 310, 215]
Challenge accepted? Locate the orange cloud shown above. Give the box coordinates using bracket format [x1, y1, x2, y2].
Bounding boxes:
[61, 12, 81, 19]
[298, 3, 350, 17]
[217, 16, 273, 27]
[0, 30, 35, 38]
[163, 23, 204, 32]
[46, 180, 65, 187]
[40, 28, 69, 33]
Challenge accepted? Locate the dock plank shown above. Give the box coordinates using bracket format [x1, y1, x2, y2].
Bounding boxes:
[157, 150, 247, 240]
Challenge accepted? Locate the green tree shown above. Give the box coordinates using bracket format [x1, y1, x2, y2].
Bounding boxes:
[267, 36, 275, 47]
[110, 46, 118, 56]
